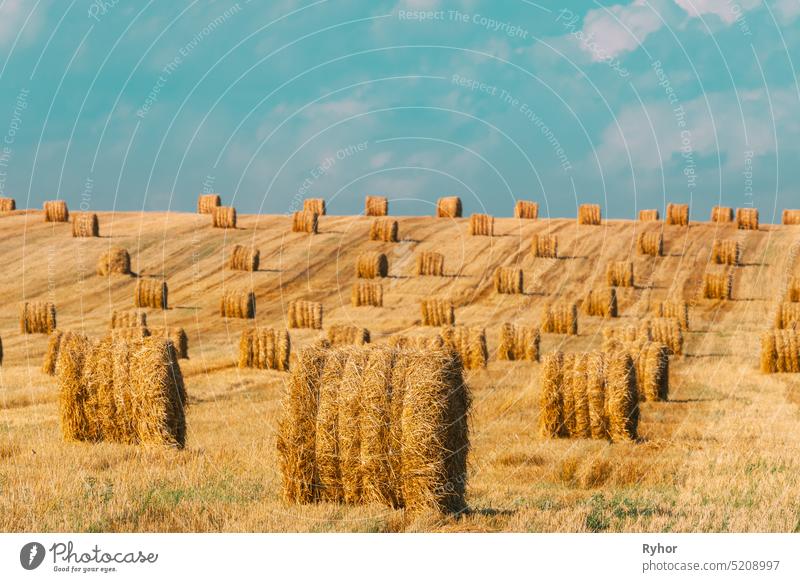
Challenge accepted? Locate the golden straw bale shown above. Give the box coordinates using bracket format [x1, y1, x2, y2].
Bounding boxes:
[134, 278, 168, 309]
[71, 212, 99, 237]
[760, 330, 800, 373]
[774, 302, 800, 330]
[388, 334, 444, 350]
[211, 206, 237, 228]
[514, 200, 539, 219]
[369, 218, 398, 242]
[292, 210, 318, 234]
[229, 244, 260, 271]
[43, 200, 69, 222]
[711, 239, 741, 266]
[702, 271, 733, 300]
[736, 207, 759, 230]
[110, 327, 151, 341]
[493, 267, 523, 294]
[152, 327, 189, 359]
[436, 196, 462, 218]
[531, 234, 558, 258]
[197, 193, 221, 214]
[640, 317, 683, 355]
[787, 277, 800, 302]
[288, 300, 323, 329]
[583, 288, 618, 318]
[469, 213, 494, 236]
[110, 310, 147, 329]
[220, 290, 256, 319]
[420, 298, 455, 326]
[606, 261, 634, 287]
[20, 301, 57, 334]
[782, 209, 800, 225]
[711, 206, 733, 223]
[586, 352, 608, 439]
[327, 325, 371, 346]
[603, 339, 669, 402]
[577, 204, 601, 225]
[540, 301, 578, 335]
[636, 232, 663, 256]
[56, 332, 92, 441]
[0, 197, 16, 212]
[416, 251, 445, 276]
[665, 203, 689, 226]
[498, 323, 540, 362]
[560, 353, 576, 437]
[570, 353, 592, 438]
[303, 198, 326, 215]
[351, 281, 383, 307]
[651, 300, 689, 330]
[539, 352, 564, 438]
[238, 328, 290, 370]
[356, 251, 389, 279]
[97, 246, 131, 276]
[365, 195, 388, 217]
[638, 209, 659, 221]
[43, 330, 87, 376]
[338, 350, 369, 503]
[605, 351, 639, 441]
[439, 326, 487, 370]
[314, 349, 349, 502]
[602, 324, 646, 345]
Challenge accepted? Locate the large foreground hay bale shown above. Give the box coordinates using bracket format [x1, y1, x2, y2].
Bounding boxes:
[787, 277, 800, 302]
[420, 298, 455, 326]
[288, 300, 323, 329]
[239, 328, 290, 370]
[711, 239, 740, 266]
[97, 246, 131, 276]
[197, 193, 221, 214]
[328, 325, 370, 346]
[43, 330, 86, 375]
[736, 207, 759, 230]
[493, 267, 523, 294]
[416, 251, 444, 276]
[514, 200, 539, 219]
[356, 252, 389, 279]
[703, 271, 733, 300]
[651, 300, 689, 330]
[469, 213, 494, 236]
[20, 301, 56, 334]
[541, 301, 578, 335]
[365, 195, 388, 216]
[782, 209, 800, 225]
[436, 197, 462, 218]
[110, 310, 147, 329]
[665, 203, 689, 226]
[229, 244, 259, 271]
[498, 323, 539, 361]
[153, 327, 189, 359]
[636, 232, 663, 256]
[71, 213, 99, 237]
[606, 261, 634, 287]
[292, 210, 318, 234]
[577, 204, 601, 225]
[439, 326, 487, 370]
[638, 209, 659, 221]
[351, 281, 383, 307]
[583, 288, 618, 318]
[0, 197, 16, 212]
[303, 198, 326, 215]
[369, 218, 398, 242]
[761, 330, 800, 373]
[211, 206, 237, 228]
[711, 206, 733, 223]
[774, 302, 800, 330]
[134, 278, 168, 309]
[640, 317, 683, 355]
[531, 234, 558, 258]
[44, 200, 69, 222]
[220, 290, 256, 319]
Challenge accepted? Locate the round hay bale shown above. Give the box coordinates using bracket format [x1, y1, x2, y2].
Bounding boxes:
[97, 246, 131, 276]
[416, 251, 444, 276]
[365, 195, 388, 217]
[71, 212, 99, 237]
[43, 200, 69, 222]
[303, 198, 326, 216]
[292, 210, 319, 234]
[531, 234, 558, 258]
[436, 196, 462, 218]
[514, 200, 539, 219]
[211, 206, 237, 229]
[134, 278, 168, 309]
[229, 244, 260, 271]
[197, 193, 221, 214]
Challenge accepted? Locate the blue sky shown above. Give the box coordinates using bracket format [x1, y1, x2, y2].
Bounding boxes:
[0, 0, 798, 219]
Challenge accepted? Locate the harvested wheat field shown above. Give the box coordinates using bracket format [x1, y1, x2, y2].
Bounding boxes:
[1, 210, 799, 534]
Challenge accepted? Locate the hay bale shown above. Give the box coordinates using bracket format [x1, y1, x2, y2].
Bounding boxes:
[55, 332, 92, 441]
[369, 218, 398, 242]
[702, 271, 733, 300]
[220, 290, 256, 319]
[71, 212, 99, 237]
[388, 334, 444, 350]
[665, 203, 689, 226]
[43, 330, 86, 376]
[152, 327, 189, 359]
[327, 325, 371, 346]
[493, 267, 523, 294]
[416, 251, 444, 276]
[531, 234, 558, 258]
[356, 251, 389, 279]
[782, 209, 800, 225]
[577, 204, 601, 225]
[711, 239, 741, 266]
[197, 193, 221, 214]
[606, 261, 634, 287]
[602, 325, 646, 345]
[604, 352, 639, 441]
[238, 328, 290, 370]
[636, 232, 663, 256]
[365, 195, 388, 217]
[651, 300, 689, 330]
[498, 323, 540, 362]
[641, 317, 683, 355]
[585, 352, 608, 439]
[420, 298, 455, 326]
[211, 206, 237, 228]
[469, 213, 494, 236]
[711, 206, 734, 223]
[774, 302, 800, 330]
[436, 197, 462, 218]
[134, 278, 168, 309]
[539, 352, 564, 438]
[439, 326, 487, 370]
[19, 301, 56, 334]
[736, 207, 759, 230]
[351, 281, 383, 307]
[638, 209, 659, 221]
[229, 244, 259, 271]
[43, 200, 69, 222]
[303, 198, 326, 215]
[292, 210, 318, 234]
[97, 246, 131, 276]
[0, 197, 16, 212]
[288, 300, 323, 329]
[314, 349, 349, 502]
[570, 354, 592, 438]
[514, 200, 539, 219]
[603, 339, 669, 402]
[540, 301, 578, 335]
[110, 327, 151, 340]
[761, 330, 800, 373]
[787, 277, 800, 302]
[110, 310, 147, 329]
[583, 287, 618, 318]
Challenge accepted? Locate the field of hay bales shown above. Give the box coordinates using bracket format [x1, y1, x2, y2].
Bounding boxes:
[1, 209, 800, 533]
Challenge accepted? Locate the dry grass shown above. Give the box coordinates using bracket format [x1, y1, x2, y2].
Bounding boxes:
[211, 206, 237, 229]
[292, 210, 318, 234]
[420, 298, 455, 326]
[651, 300, 690, 330]
[0, 197, 16, 212]
[711, 206, 734, 223]
[356, 252, 389, 279]
[439, 325, 487, 370]
[303, 199, 326, 216]
[760, 330, 800, 373]
[577, 204, 601, 225]
[327, 324, 371, 346]
[97, 246, 131, 276]
[606, 261, 634, 288]
[541, 301, 578, 335]
[436, 197, 462, 218]
[498, 323, 540, 361]
[351, 281, 383, 307]
[416, 251, 444, 276]
[288, 300, 323, 329]
[531, 234, 558, 258]
[636, 232, 663, 256]
[220, 290, 256, 319]
[134, 278, 168, 309]
[774, 302, 800, 330]
[638, 209, 659, 221]
[583, 288, 618, 318]
[197, 194, 221, 214]
[111, 310, 147, 329]
[711, 239, 741, 266]
[72, 213, 99, 237]
[20, 301, 57, 333]
[369, 218, 398, 242]
[365, 196, 388, 216]
[469, 213, 494, 236]
[514, 200, 539, 219]
[44, 200, 69, 222]
[665, 203, 689, 226]
[229, 244, 260, 271]
[737, 208, 759, 230]
[703, 271, 733, 300]
[782, 209, 800, 225]
[641, 317, 683, 355]
[238, 328, 290, 371]
[493, 267, 523, 294]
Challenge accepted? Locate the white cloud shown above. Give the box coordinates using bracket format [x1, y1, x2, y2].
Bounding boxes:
[0, 0, 40, 46]
[773, 0, 800, 23]
[579, 0, 664, 61]
[674, 0, 761, 23]
[370, 152, 392, 168]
